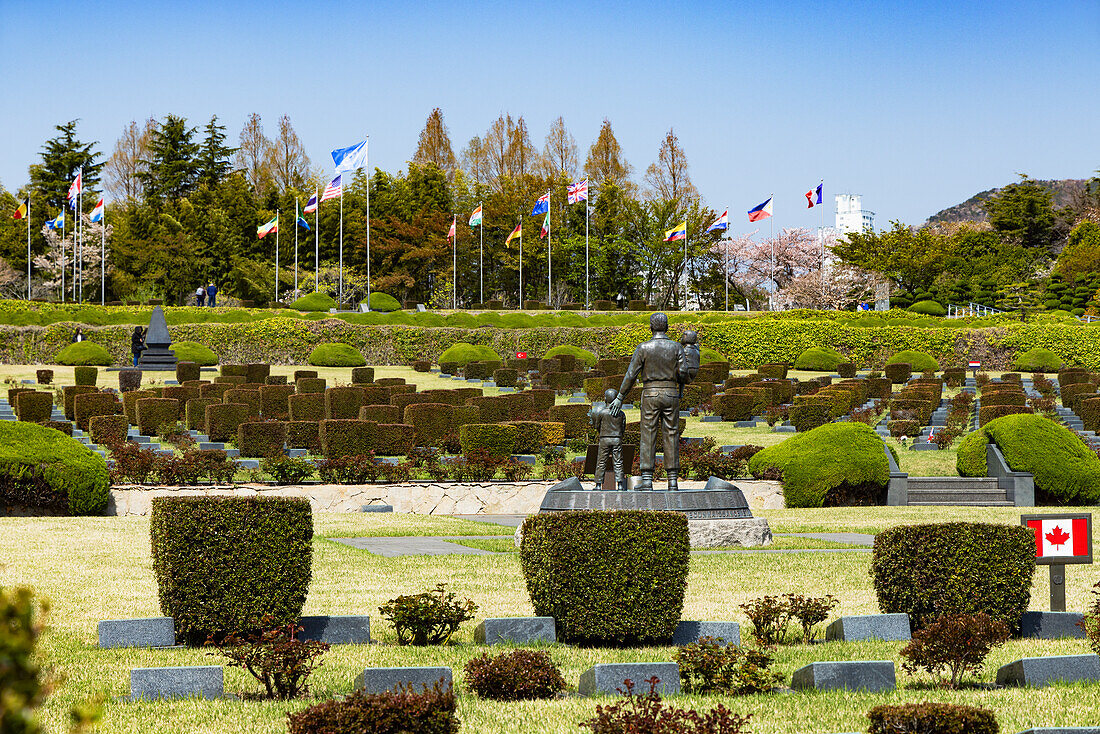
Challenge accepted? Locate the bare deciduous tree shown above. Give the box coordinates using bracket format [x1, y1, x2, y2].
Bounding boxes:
[413, 107, 457, 178]
[542, 116, 578, 178]
[643, 129, 697, 204]
[267, 115, 311, 193]
[235, 113, 274, 200]
[103, 118, 155, 202]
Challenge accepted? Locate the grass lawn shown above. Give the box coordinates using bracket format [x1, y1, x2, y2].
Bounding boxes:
[4, 507, 1100, 734]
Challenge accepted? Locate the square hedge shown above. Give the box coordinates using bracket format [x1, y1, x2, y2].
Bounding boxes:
[359, 386, 390, 405]
[296, 377, 327, 394]
[418, 389, 464, 406]
[199, 383, 233, 400]
[162, 386, 200, 419]
[504, 421, 546, 454]
[223, 389, 261, 419]
[286, 421, 320, 450]
[205, 403, 251, 442]
[403, 402, 454, 447]
[458, 423, 517, 457]
[359, 404, 400, 423]
[117, 368, 142, 393]
[293, 369, 318, 381]
[265, 375, 288, 385]
[245, 363, 270, 384]
[351, 367, 375, 384]
[175, 362, 201, 383]
[375, 377, 405, 387]
[214, 375, 248, 385]
[73, 392, 122, 432]
[73, 365, 98, 386]
[121, 389, 158, 425]
[62, 385, 98, 421]
[185, 398, 220, 431]
[319, 419, 375, 459]
[505, 392, 536, 420]
[529, 389, 555, 412]
[467, 395, 509, 424]
[89, 414, 129, 446]
[260, 385, 296, 420]
[136, 397, 180, 436]
[237, 421, 287, 458]
[16, 391, 53, 423]
[220, 364, 247, 377]
[548, 403, 590, 439]
[288, 393, 325, 422]
[374, 423, 415, 456]
[325, 386, 364, 420]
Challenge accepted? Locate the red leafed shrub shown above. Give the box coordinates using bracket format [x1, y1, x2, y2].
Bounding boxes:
[900, 613, 1009, 689]
[286, 680, 459, 734]
[580, 677, 751, 734]
[867, 702, 998, 734]
[463, 649, 566, 701]
[206, 616, 328, 700]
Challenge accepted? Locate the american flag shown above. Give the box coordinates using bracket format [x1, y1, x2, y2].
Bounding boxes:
[567, 179, 588, 205]
[303, 193, 318, 214]
[320, 174, 342, 203]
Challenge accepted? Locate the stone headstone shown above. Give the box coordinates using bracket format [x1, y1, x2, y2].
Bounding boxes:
[996, 654, 1100, 688]
[825, 614, 911, 642]
[98, 617, 175, 648]
[360, 504, 394, 513]
[671, 621, 740, 647]
[791, 661, 896, 692]
[578, 662, 680, 696]
[474, 617, 556, 645]
[130, 666, 223, 700]
[355, 666, 452, 694]
[1019, 611, 1087, 640]
[298, 615, 371, 645]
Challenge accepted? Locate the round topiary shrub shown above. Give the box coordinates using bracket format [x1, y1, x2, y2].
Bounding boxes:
[172, 341, 218, 366]
[54, 342, 113, 366]
[437, 342, 500, 367]
[1013, 347, 1063, 373]
[543, 345, 597, 369]
[459, 423, 517, 457]
[748, 422, 890, 507]
[979, 413, 1100, 503]
[308, 343, 366, 367]
[520, 511, 689, 644]
[907, 300, 947, 316]
[0, 421, 109, 515]
[793, 347, 846, 372]
[886, 350, 939, 373]
[699, 346, 724, 364]
[150, 496, 313, 644]
[364, 292, 401, 312]
[872, 522, 1035, 631]
[289, 292, 337, 312]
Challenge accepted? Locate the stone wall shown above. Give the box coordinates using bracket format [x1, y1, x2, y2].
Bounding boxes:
[107, 479, 785, 516]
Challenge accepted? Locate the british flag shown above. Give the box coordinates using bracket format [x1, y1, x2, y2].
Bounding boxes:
[567, 179, 588, 205]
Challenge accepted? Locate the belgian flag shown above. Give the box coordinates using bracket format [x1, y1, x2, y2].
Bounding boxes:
[12, 199, 27, 220]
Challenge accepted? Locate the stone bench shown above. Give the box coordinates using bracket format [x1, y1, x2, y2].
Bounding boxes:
[791, 661, 896, 692]
[98, 617, 175, 648]
[355, 666, 452, 694]
[671, 621, 740, 647]
[578, 662, 680, 696]
[474, 617, 556, 645]
[298, 615, 371, 644]
[130, 666, 223, 700]
[825, 614, 911, 642]
[1019, 611, 1086, 640]
[996, 654, 1100, 688]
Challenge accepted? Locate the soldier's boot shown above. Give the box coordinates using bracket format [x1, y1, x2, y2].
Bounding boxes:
[666, 469, 679, 491]
[635, 472, 653, 491]
[615, 470, 627, 493]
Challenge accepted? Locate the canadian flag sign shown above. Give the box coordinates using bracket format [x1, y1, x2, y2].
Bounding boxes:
[1022, 514, 1093, 565]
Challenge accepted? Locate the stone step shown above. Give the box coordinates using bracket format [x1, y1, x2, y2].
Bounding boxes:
[909, 500, 1015, 506]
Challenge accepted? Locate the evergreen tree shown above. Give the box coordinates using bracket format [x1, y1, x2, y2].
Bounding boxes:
[196, 115, 236, 188]
[28, 120, 104, 211]
[982, 175, 1056, 251]
[138, 115, 201, 203]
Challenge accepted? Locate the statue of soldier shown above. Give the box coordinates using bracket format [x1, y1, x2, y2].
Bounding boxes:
[609, 312, 696, 491]
[587, 388, 627, 492]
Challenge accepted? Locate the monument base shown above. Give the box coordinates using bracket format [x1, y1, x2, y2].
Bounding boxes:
[688, 518, 772, 548]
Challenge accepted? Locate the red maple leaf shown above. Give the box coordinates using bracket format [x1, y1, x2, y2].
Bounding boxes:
[1046, 525, 1070, 548]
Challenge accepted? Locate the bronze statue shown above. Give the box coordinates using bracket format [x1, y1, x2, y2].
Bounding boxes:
[609, 312, 697, 491]
[588, 388, 627, 492]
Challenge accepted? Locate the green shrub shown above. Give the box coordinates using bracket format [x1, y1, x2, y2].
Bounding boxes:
[54, 341, 112, 365]
[15, 392, 53, 423]
[324, 386, 364, 420]
[676, 636, 780, 695]
[465, 360, 503, 380]
[884, 362, 912, 384]
[359, 404, 400, 423]
[458, 423, 517, 457]
[404, 403, 454, 447]
[73, 365, 98, 386]
[286, 421, 319, 451]
[175, 361, 201, 383]
[907, 300, 947, 316]
[378, 583, 477, 646]
[136, 397, 179, 436]
[374, 423, 415, 456]
[173, 341, 218, 365]
[543, 344, 597, 368]
[521, 511, 689, 644]
[237, 421, 288, 458]
[73, 392, 121, 432]
[887, 350, 939, 372]
[757, 363, 788, 378]
[981, 413, 1100, 503]
[259, 385, 295, 420]
[245, 363, 270, 384]
[493, 367, 518, 387]
[350, 367, 375, 384]
[978, 404, 1031, 425]
[789, 400, 832, 432]
[286, 681, 459, 734]
[547, 403, 590, 439]
[308, 343, 365, 367]
[150, 496, 313, 644]
[290, 292, 337, 312]
[793, 346, 846, 372]
[464, 650, 566, 701]
[714, 392, 754, 422]
[296, 377, 327, 394]
[699, 346, 724, 363]
[288, 393, 325, 422]
[89, 413, 129, 446]
[1013, 347, 1063, 372]
[503, 421, 546, 454]
[224, 388, 261, 419]
[868, 703, 998, 734]
[436, 342, 500, 366]
[836, 362, 856, 378]
[205, 402, 250, 442]
[1060, 381, 1097, 410]
[0, 586, 48, 734]
[0, 421, 109, 515]
[319, 419, 374, 459]
[899, 613, 1009, 689]
[364, 292, 401, 312]
[872, 522, 1035, 631]
[1081, 396, 1100, 432]
[748, 422, 889, 507]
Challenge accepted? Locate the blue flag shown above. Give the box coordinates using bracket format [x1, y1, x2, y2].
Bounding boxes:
[296, 216, 310, 231]
[530, 192, 549, 216]
[331, 139, 368, 174]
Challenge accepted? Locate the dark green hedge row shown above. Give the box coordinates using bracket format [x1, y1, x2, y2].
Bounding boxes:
[0, 421, 109, 515]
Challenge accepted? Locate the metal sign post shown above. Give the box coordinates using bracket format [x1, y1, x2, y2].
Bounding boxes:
[1021, 513, 1093, 612]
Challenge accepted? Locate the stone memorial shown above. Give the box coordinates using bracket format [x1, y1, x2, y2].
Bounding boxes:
[790, 660, 896, 692]
[136, 306, 177, 371]
[1019, 611, 1086, 640]
[98, 617, 175, 648]
[474, 617, 556, 645]
[825, 614, 911, 642]
[298, 615, 371, 644]
[129, 666, 224, 701]
[996, 654, 1100, 688]
[578, 662, 680, 696]
[355, 666, 452, 694]
[671, 620, 740, 646]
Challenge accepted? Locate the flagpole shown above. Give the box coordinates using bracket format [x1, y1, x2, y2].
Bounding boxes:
[275, 209, 280, 305]
[294, 199, 299, 297]
[100, 204, 105, 306]
[585, 184, 590, 310]
[364, 137, 371, 309]
[518, 222, 523, 309]
[314, 187, 319, 293]
[26, 197, 31, 300]
[769, 194, 775, 311]
[60, 209, 65, 301]
[452, 214, 457, 310]
[546, 190, 551, 307]
[819, 179, 825, 302]
[724, 233, 729, 312]
[338, 187, 344, 306]
[75, 183, 81, 303]
[479, 202, 484, 305]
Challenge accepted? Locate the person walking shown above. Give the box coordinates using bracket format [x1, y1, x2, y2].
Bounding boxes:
[195, 286, 206, 307]
[130, 326, 146, 367]
[206, 282, 217, 307]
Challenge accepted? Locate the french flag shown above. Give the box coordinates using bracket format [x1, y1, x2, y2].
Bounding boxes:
[747, 197, 773, 222]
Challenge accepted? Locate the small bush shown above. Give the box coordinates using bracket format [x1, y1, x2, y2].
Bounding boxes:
[288, 393, 325, 422]
[135, 398, 180, 437]
[350, 366, 375, 384]
[887, 350, 939, 372]
[290, 292, 337, 311]
[982, 413, 1100, 503]
[437, 342, 500, 366]
[73, 392, 122, 432]
[900, 613, 1009, 689]
[173, 341, 218, 365]
[520, 511, 689, 644]
[867, 703, 998, 734]
[836, 361, 856, 378]
[359, 404, 401, 423]
[54, 341, 113, 365]
[676, 637, 780, 695]
[547, 403, 590, 439]
[580, 678, 751, 734]
[0, 421, 109, 515]
[308, 343, 366, 367]
[73, 365, 98, 385]
[1012, 347, 1063, 373]
[907, 299, 947, 316]
[175, 361, 201, 383]
[205, 402, 250, 443]
[757, 363, 788, 379]
[286, 681, 459, 734]
[15, 392, 53, 423]
[261, 455, 315, 484]
[150, 496, 313, 645]
[89, 414, 129, 446]
[544, 344, 598, 368]
[885, 362, 912, 384]
[207, 616, 328, 700]
[365, 291, 401, 312]
[458, 423, 517, 457]
[324, 386, 364, 420]
[792, 346, 845, 372]
[493, 367, 518, 387]
[789, 401, 832, 432]
[259, 385, 295, 420]
[319, 419, 375, 459]
[35, 368, 53, 385]
[379, 583, 477, 646]
[872, 522, 1035, 631]
[0, 586, 48, 734]
[237, 421, 287, 458]
[464, 649, 566, 701]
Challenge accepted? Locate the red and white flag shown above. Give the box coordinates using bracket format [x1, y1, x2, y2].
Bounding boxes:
[320, 174, 342, 203]
[567, 179, 588, 204]
[67, 170, 83, 206]
[446, 216, 456, 240]
[1026, 517, 1090, 558]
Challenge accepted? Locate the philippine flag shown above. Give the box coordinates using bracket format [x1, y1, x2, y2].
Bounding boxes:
[89, 198, 105, 223]
[1026, 517, 1090, 558]
[747, 197, 773, 222]
[805, 190, 815, 208]
[706, 210, 728, 233]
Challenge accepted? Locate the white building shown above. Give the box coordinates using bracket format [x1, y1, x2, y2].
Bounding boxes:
[835, 193, 875, 235]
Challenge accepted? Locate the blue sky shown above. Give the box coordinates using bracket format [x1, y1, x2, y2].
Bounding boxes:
[2, 0, 1097, 231]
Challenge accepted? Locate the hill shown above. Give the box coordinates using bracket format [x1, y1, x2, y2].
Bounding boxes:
[925, 178, 1088, 225]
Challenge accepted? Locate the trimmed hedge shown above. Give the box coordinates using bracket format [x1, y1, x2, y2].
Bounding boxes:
[15, 391, 53, 423]
[714, 392, 754, 422]
[359, 404, 400, 423]
[176, 361, 201, 383]
[404, 403, 454, 447]
[223, 388, 261, 419]
[868, 703, 997, 734]
[543, 344, 597, 368]
[259, 385, 295, 420]
[872, 522, 1035, 631]
[286, 421, 319, 451]
[293, 369, 318, 381]
[88, 414, 129, 446]
[1061, 381, 1097, 410]
[364, 292, 401, 312]
[118, 368, 142, 392]
[978, 404, 1031, 425]
[350, 366, 375, 384]
[547, 403, 590, 439]
[296, 377, 327, 394]
[1082, 396, 1100, 432]
[757, 363, 788, 379]
[205, 403, 250, 443]
[793, 346, 846, 372]
[162, 386, 199, 419]
[173, 341, 217, 366]
[980, 413, 1100, 503]
[374, 424, 415, 455]
[325, 386, 364, 420]
[884, 362, 912, 384]
[504, 421, 547, 454]
[237, 421, 287, 458]
[493, 367, 518, 387]
[184, 397, 219, 431]
[290, 292, 337, 311]
[748, 422, 890, 507]
[319, 419, 374, 459]
[74, 365, 98, 386]
[437, 342, 500, 367]
[308, 342, 366, 367]
[54, 341, 113, 365]
[136, 397, 180, 436]
[458, 423, 517, 457]
[150, 496, 313, 644]
[199, 382, 232, 400]
[0, 420, 109, 515]
[520, 511, 689, 644]
[789, 400, 832, 432]
[907, 300, 947, 316]
[886, 350, 939, 372]
[245, 363, 270, 384]
[73, 392, 121, 432]
[1013, 346, 1063, 373]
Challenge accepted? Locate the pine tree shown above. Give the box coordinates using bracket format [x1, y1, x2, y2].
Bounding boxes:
[196, 115, 237, 188]
[138, 115, 201, 203]
[28, 120, 104, 211]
